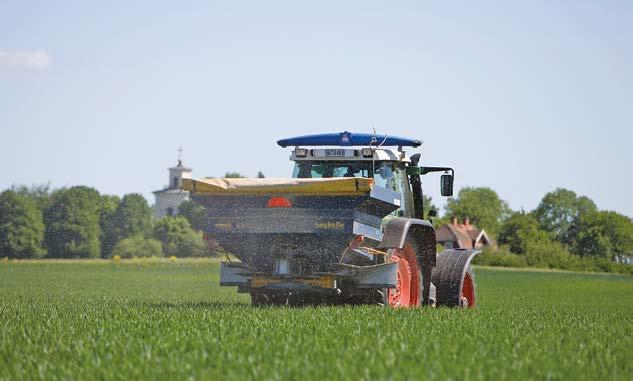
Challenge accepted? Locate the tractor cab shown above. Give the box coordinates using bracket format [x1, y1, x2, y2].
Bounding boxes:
[288, 147, 412, 216]
[279, 131, 453, 219]
[290, 148, 406, 187]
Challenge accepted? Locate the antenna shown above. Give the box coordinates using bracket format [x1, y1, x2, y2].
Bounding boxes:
[371, 127, 377, 177]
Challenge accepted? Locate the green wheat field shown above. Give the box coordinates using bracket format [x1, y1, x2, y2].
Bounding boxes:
[1, 259, 632, 380]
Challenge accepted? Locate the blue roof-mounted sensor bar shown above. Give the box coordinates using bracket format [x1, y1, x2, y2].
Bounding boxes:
[277, 131, 422, 148]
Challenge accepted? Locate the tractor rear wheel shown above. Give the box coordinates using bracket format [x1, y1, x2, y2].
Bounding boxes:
[250, 292, 288, 307]
[460, 268, 476, 308]
[386, 241, 421, 308]
[432, 249, 478, 308]
[250, 293, 270, 307]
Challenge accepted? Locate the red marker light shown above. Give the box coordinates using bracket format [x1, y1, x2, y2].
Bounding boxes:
[267, 197, 292, 208]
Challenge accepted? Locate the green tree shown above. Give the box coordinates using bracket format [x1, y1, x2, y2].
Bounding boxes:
[152, 216, 208, 257]
[44, 186, 102, 258]
[0, 190, 45, 258]
[99, 195, 120, 258]
[444, 187, 510, 237]
[423, 195, 438, 219]
[102, 194, 151, 257]
[573, 211, 633, 261]
[524, 238, 575, 269]
[498, 212, 549, 255]
[224, 172, 244, 178]
[178, 199, 206, 231]
[173, 233, 208, 257]
[532, 188, 597, 245]
[113, 194, 151, 237]
[11, 183, 51, 212]
[111, 235, 163, 258]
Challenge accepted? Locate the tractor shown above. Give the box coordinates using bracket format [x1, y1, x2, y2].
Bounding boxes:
[182, 131, 478, 308]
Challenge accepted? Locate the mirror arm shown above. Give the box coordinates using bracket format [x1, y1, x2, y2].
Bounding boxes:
[420, 167, 454, 176]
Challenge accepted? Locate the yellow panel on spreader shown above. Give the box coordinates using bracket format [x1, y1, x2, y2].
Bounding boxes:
[182, 177, 373, 196]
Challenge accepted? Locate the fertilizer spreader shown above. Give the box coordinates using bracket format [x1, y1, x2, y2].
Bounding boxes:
[182, 132, 478, 307]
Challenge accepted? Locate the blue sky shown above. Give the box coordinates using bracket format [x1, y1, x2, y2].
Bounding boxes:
[1, 1, 632, 217]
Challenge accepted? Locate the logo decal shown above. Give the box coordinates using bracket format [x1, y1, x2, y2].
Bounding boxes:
[315, 221, 345, 230]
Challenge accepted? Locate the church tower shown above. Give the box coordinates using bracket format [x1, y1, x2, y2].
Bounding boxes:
[167, 159, 192, 190]
[153, 148, 192, 218]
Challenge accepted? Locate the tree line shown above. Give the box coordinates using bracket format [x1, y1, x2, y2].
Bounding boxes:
[0, 185, 209, 259]
[437, 187, 633, 273]
[1, 181, 632, 272]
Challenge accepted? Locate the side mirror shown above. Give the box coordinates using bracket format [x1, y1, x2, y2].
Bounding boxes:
[440, 174, 454, 197]
[428, 209, 438, 218]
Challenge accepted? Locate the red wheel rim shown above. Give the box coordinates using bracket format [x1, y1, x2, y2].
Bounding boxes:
[387, 243, 420, 308]
[461, 272, 476, 308]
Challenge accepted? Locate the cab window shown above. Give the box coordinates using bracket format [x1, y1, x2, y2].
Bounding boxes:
[292, 161, 399, 191]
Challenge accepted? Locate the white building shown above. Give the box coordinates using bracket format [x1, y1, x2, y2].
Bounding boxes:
[153, 159, 192, 218]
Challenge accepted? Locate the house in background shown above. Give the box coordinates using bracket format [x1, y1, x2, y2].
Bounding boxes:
[436, 217, 493, 250]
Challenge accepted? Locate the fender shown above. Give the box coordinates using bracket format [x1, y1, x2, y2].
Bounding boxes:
[378, 217, 437, 305]
[431, 249, 480, 307]
[378, 217, 436, 265]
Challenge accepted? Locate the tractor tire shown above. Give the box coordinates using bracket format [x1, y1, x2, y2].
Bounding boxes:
[250, 293, 269, 307]
[250, 293, 287, 307]
[385, 237, 421, 308]
[431, 250, 477, 308]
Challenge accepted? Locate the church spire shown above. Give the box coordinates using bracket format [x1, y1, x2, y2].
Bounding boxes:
[177, 146, 183, 167]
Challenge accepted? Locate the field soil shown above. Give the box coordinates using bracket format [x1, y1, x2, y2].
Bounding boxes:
[1, 259, 632, 380]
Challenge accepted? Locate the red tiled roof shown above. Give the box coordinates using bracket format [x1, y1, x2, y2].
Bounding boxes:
[435, 219, 491, 249]
[435, 224, 454, 243]
[436, 224, 473, 249]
